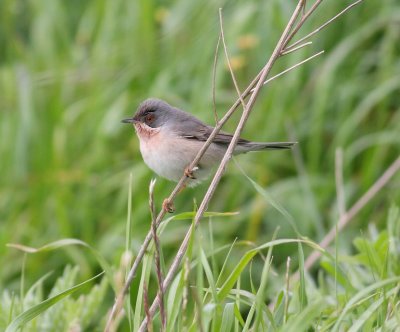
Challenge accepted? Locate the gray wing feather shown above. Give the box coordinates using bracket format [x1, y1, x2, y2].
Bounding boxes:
[180, 125, 296, 150]
[170, 111, 296, 151]
[180, 125, 251, 145]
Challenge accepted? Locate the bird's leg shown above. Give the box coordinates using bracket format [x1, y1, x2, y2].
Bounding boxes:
[184, 166, 198, 179]
[162, 198, 175, 213]
[162, 183, 187, 213]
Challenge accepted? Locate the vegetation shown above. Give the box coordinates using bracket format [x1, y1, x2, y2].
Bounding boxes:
[0, 0, 399, 330]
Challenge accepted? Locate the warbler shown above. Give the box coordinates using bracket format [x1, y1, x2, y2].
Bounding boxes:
[122, 98, 295, 210]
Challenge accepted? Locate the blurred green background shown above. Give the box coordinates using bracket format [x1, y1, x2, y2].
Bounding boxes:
[1, 0, 399, 308]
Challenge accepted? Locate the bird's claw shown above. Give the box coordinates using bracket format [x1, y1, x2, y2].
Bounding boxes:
[162, 198, 175, 213]
[184, 166, 198, 179]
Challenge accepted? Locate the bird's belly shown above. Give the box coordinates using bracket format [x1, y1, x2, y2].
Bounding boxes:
[141, 145, 184, 182]
[140, 135, 195, 183]
[139, 134, 223, 185]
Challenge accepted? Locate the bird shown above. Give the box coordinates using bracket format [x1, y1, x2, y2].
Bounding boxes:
[122, 98, 296, 212]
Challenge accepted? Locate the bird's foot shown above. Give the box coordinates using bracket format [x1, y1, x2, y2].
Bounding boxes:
[184, 166, 198, 179]
[162, 198, 175, 213]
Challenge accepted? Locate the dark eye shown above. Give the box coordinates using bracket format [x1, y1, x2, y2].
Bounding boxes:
[145, 113, 155, 124]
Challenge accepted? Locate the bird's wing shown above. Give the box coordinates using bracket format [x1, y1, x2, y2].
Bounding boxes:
[180, 125, 250, 146]
[176, 121, 296, 151]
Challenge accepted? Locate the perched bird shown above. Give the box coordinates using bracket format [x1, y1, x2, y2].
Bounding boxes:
[122, 98, 295, 211]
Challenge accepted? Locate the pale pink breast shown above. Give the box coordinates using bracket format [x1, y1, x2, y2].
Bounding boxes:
[136, 126, 225, 184]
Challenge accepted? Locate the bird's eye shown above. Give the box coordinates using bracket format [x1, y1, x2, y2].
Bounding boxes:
[145, 113, 155, 124]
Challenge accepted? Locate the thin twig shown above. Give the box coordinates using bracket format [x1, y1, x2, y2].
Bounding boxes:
[149, 179, 166, 330]
[281, 41, 312, 55]
[219, 8, 247, 110]
[253, 50, 324, 92]
[284, 0, 364, 53]
[335, 148, 346, 218]
[138, 1, 306, 329]
[143, 282, 153, 332]
[302, 0, 307, 17]
[212, 33, 222, 124]
[283, 0, 324, 47]
[294, 155, 400, 279]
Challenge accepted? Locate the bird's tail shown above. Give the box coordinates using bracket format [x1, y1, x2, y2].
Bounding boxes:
[240, 141, 297, 152]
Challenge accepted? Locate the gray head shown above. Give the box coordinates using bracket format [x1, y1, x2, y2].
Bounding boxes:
[122, 98, 200, 129]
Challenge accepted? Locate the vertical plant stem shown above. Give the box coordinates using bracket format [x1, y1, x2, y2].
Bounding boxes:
[149, 179, 166, 330]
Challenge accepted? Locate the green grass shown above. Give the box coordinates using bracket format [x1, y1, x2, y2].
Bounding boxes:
[1, 0, 399, 330]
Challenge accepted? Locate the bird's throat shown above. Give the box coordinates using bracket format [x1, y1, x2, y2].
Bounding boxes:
[134, 123, 160, 141]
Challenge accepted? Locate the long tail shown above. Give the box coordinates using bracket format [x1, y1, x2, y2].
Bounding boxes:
[241, 141, 297, 152]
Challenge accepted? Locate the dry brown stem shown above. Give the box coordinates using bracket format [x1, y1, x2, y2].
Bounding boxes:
[303, 155, 400, 273]
[149, 179, 166, 330]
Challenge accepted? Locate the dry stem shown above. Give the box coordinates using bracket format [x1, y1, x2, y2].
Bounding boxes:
[302, 155, 400, 273]
[284, 0, 364, 53]
[290, 155, 400, 283]
[149, 179, 166, 330]
[219, 8, 247, 110]
[212, 33, 221, 124]
[143, 282, 152, 332]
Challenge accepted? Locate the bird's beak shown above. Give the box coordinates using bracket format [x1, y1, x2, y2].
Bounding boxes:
[121, 117, 138, 124]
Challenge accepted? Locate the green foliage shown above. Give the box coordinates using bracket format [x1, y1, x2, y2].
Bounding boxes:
[1, 266, 107, 332]
[157, 206, 398, 331]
